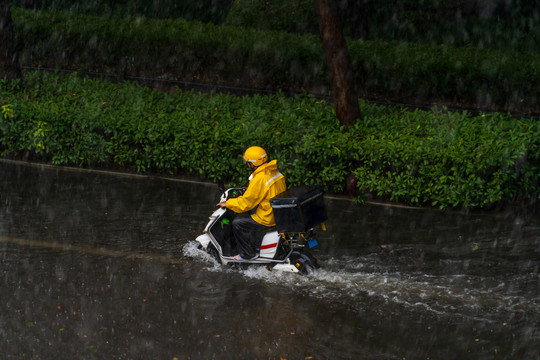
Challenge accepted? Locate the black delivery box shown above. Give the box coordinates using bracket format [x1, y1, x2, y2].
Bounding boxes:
[270, 185, 327, 232]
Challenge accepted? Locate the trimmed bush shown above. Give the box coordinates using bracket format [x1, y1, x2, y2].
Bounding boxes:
[13, 7, 540, 112]
[13, 0, 232, 24]
[225, 0, 318, 34]
[1, 72, 538, 209]
[225, 0, 540, 52]
[13, 7, 325, 91]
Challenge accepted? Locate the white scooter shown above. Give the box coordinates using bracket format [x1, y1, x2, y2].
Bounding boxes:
[195, 185, 327, 274]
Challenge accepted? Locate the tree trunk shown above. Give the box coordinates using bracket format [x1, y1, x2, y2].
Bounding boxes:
[0, 0, 22, 80]
[315, 0, 360, 128]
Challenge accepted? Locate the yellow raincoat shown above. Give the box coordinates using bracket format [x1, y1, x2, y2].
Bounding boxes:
[226, 160, 286, 226]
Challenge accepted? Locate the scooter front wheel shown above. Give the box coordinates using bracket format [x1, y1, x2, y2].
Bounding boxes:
[206, 243, 220, 263]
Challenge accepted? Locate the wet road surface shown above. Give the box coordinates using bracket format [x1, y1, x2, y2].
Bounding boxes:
[1, 160, 538, 359]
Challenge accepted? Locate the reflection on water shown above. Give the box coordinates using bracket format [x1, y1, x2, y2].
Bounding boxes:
[1, 160, 539, 359]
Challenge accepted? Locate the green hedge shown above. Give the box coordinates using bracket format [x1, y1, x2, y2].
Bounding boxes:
[1, 72, 538, 209]
[13, 7, 540, 111]
[13, 0, 232, 24]
[13, 7, 325, 91]
[226, 0, 540, 52]
[348, 39, 540, 108]
[225, 0, 318, 34]
[14, 1, 540, 52]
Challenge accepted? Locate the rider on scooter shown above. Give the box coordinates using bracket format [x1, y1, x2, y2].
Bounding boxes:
[216, 146, 287, 262]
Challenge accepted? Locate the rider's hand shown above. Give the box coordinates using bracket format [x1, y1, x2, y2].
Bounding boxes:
[216, 201, 227, 208]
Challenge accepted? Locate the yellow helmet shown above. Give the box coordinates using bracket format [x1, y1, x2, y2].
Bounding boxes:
[243, 146, 268, 167]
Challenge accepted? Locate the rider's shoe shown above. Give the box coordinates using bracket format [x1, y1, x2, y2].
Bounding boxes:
[234, 254, 258, 262]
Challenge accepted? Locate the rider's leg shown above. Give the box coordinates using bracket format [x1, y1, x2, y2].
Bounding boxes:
[232, 216, 267, 259]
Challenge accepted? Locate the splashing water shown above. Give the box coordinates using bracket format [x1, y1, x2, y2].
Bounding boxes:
[183, 241, 539, 324]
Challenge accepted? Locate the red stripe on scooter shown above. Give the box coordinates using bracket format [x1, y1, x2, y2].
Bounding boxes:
[260, 243, 277, 250]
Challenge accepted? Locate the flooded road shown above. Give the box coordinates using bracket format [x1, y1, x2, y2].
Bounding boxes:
[1, 160, 538, 359]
